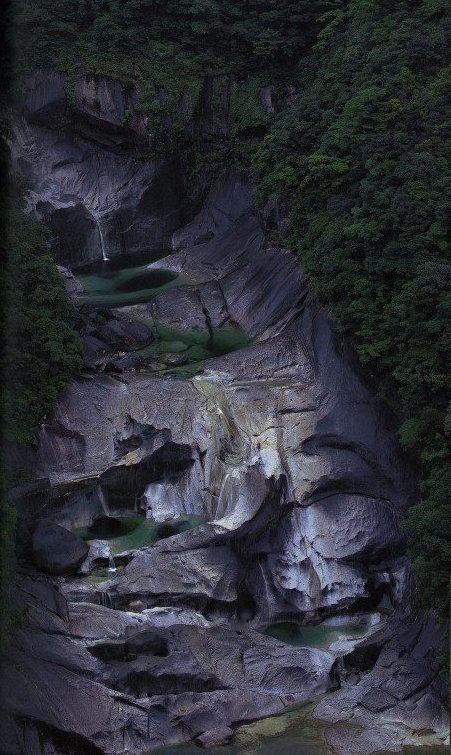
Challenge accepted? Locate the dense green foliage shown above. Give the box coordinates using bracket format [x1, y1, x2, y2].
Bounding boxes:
[14, 0, 324, 82]
[2, 203, 82, 446]
[250, 0, 451, 618]
[0, 194, 82, 647]
[13, 0, 327, 151]
[10, 0, 451, 618]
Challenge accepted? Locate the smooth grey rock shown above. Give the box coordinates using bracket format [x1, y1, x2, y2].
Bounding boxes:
[79, 539, 112, 575]
[141, 607, 210, 628]
[325, 725, 403, 754]
[106, 353, 143, 372]
[98, 318, 152, 350]
[106, 544, 241, 605]
[152, 280, 231, 330]
[314, 612, 450, 751]
[2, 571, 340, 755]
[31, 520, 89, 576]
[24, 70, 66, 118]
[68, 601, 149, 640]
[172, 168, 252, 251]
[196, 726, 234, 747]
[74, 75, 147, 137]
[129, 600, 147, 613]
[57, 265, 84, 297]
[10, 118, 446, 753]
[11, 118, 185, 267]
[301, 494, 404, 561]
[360, 688, 398, 712]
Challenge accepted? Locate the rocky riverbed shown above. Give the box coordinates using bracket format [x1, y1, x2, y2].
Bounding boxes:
[2, 71, 449, 755]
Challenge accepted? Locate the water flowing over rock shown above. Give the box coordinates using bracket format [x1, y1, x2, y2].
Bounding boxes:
[11, 71, 186, 268]
[4, 72, 448, 755]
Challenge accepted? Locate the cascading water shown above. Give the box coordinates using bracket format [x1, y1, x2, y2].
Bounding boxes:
[98, 484, 109, 515]
[108, 552, 117, 574]
[98, 591, 112, 608]
[97, 220, 109, 261]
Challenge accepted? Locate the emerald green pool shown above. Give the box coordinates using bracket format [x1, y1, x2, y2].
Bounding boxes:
[261, 621, 369, 651]
[74, 253, 252, 378]
[75, 514, 207, 554]
[137, 325, 253, 378]
[151, 704, 326, 755]
[76, 260, 186, 308]
[150, 700, 448, 755]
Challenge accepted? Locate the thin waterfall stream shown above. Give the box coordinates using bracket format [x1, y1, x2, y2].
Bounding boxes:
[98, 220, 109, 261]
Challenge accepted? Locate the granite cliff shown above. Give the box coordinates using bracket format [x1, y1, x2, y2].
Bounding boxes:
[2, 72, 448, 755]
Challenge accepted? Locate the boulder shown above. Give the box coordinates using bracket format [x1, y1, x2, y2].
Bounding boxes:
[152, 281, 231, 330]
[160, 353, 188, 367]
[196, 727, 234, 747]
[98, 318, 152, 350]
[301, 495, 405, 561]
[79, 539, 112, 575]
[31, 520, 89, 575]
[106, 353, 143, 372]
[68, 602, 149, 640]
[128, 600, 147, 613]
[106, 544, 241, 605]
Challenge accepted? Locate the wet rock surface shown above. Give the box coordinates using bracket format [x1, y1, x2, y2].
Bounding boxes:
[5, 75, 449, 755]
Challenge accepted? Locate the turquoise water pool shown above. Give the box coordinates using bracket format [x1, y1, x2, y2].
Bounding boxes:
[150, 701, 448, 755]
[261, 621, 369, 651]
[75, 514, 207, 555]
[76, 261, 185, 308]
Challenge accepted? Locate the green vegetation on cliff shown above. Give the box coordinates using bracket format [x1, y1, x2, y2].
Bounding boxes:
[250, 0, 451, 619]
[10, 0, 451, 619]
[13, 0, 324, 82]
[2, 203, 82, 446]
[1, 178, 82, 648]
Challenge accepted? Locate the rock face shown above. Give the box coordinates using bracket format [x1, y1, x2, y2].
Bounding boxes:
[31, 520, 89, 575]
[1, 569, 337, 755]
[33, 172, 413, 626]
[12, 71, 186, 268]
[314, 612, 450, 754]
[6, 78, 449, 755]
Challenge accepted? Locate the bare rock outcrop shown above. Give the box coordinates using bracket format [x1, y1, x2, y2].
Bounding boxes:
[5, 93, 448, 755]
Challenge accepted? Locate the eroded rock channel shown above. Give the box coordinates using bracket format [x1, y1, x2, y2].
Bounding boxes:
[2, 73, 449, 755]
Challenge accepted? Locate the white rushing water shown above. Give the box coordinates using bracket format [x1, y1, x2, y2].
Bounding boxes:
[107, 552, 117, 574]
[98, 485, 109, 515]
[98, 220, 109, 260]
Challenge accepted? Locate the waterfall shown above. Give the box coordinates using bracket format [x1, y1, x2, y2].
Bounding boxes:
[215, 471, 231, 520]
[97, 221, 109, 261]
[98, 485, 109, 515]
[108, 553, 117, 574]
[99, 591, 112, 608]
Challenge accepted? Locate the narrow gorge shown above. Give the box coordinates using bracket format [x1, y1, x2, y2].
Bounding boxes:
[1, 71, 449, 755]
